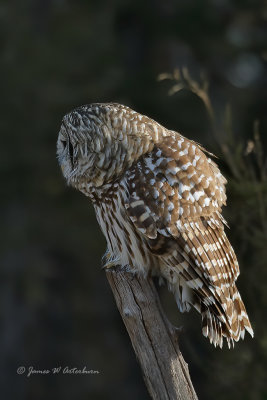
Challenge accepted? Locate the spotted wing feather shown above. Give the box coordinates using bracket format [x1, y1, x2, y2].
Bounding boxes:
[125, 132, 253, 347]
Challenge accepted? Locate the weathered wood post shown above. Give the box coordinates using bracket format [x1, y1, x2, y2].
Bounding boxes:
[106, 270, 198, 400]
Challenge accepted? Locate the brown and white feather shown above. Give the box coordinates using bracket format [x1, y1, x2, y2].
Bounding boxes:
[57, 102, 253, 348]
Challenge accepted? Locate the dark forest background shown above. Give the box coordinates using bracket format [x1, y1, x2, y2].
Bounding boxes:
[1, 1, 267, 399]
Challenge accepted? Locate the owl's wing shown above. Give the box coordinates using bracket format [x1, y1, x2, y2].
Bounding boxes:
[125, 131, 239, 278]
[124, 132, 250, 345]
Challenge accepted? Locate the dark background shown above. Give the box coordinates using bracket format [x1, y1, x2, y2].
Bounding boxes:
[1, 1, 267, 399]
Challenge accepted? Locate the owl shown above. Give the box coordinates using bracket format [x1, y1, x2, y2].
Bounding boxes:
[57, 102, 253, 348]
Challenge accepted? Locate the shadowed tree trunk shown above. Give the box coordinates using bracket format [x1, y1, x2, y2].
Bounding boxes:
[106, 270, 198, 400]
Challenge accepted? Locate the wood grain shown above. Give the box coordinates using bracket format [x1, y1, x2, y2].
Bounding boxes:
[106, 270, 198, 400]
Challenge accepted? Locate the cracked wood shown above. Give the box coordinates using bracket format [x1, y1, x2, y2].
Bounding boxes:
[106, 270, 198, 400]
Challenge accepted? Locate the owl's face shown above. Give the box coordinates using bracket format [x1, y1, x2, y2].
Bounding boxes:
[57, 103, 135, 191]
[57, 109, 109, 190]
[57, 103, 158, 192]
[57, 114, 96, 186]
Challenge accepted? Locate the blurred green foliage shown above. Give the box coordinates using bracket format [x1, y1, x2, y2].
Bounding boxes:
[1, 1, 266, 399]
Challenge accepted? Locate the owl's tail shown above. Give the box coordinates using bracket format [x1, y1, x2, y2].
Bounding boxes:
[199, 285, 254, 348]
[173, 279, 254, 348]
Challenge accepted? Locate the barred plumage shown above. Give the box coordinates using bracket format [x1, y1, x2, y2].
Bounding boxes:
[57, 102, 253, 348]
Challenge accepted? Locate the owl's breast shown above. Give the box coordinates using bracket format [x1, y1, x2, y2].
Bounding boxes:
[94, 183, 159, 275]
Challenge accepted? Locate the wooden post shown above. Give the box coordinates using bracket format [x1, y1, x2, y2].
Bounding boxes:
[106, 270, 198, 400]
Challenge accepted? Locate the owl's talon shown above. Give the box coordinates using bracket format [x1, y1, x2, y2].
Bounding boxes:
[120, 264, 132, 273]
[101, 249, 120, 270]
[103, 265, 120, 272]
[103, 263, 132, 273]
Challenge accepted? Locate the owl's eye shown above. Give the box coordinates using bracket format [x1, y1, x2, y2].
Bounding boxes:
[69, 141, 74, 160]
[61, 138, 67, 149]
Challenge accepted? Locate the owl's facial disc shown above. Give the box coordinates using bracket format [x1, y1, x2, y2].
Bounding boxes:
[57, 120, 101, 189]
[57, 127, 76, 183]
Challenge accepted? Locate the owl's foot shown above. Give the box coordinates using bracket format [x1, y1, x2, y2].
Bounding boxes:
[102, 250, 118, 269]
[102, 250, 131, 272]
[104, 264, 132, 273]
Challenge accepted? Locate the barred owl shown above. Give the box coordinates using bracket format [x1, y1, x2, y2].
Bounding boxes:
[57, 103, 253, 348]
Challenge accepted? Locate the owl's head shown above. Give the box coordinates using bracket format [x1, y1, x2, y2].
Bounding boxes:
[57, 103, 157, 191]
